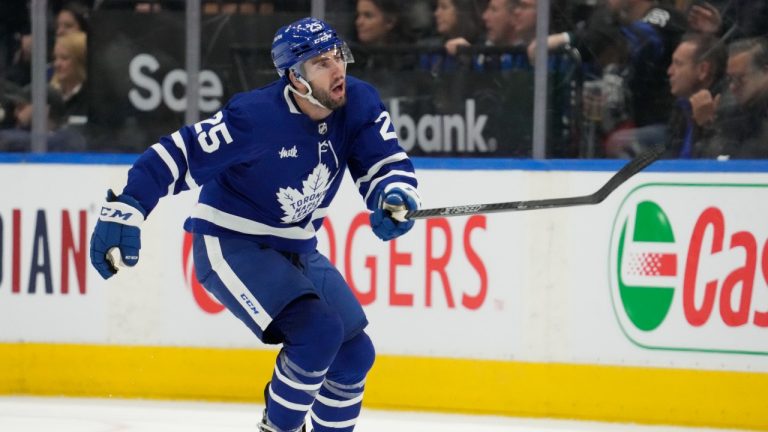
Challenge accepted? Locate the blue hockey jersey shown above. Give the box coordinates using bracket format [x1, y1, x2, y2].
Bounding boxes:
[122, 76, 417, 253]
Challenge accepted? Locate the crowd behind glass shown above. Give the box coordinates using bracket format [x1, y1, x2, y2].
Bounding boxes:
[0, 0, 767, 159]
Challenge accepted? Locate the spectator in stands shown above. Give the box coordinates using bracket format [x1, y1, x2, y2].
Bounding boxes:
[464, 0, 533, 71]
[511, 0, 537, 46]
[0, 1, 30, 79]
[535, 0, 686, 157]
[5, 34, 32, 88]
[687, 0, 768, 43]
[481, 0, 518, 47]
[698, 37, 768, 158]
[407, 0, 437, 41]
[352, 0, 415, 70]
[56, 1, 90, 36]
[203, 1, 272, 15]
[445, 0, 518, 55]
[545, 0, 686, 126]
[435, 0, 515, 63]
[0, 84, 87, 152]
[434, 0, 484, 45]
[355, 0, 408, 46]
[420, 0, 484, 72]
[665, 33, 726, 158]
[50, 31, 88, 127]
[453, 0, 571, 71]
[0, 79, 22, 128]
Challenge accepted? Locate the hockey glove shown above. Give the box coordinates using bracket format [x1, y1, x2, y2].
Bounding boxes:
[90, 189, 146, 279]
[370, 185, 420, 241]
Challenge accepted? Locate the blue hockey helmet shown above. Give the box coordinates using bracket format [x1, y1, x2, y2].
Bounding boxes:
[271, 17, 354, 79]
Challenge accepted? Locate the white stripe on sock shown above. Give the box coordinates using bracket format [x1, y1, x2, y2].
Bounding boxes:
[314, 393, 364, 408]
[310, 410, 358, 429]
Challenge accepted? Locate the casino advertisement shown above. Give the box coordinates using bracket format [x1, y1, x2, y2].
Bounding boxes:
[608, 183, 768, 355]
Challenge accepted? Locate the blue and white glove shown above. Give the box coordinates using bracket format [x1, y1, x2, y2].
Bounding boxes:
[89, 189, 146, 279]
[370, 185, 421, 241]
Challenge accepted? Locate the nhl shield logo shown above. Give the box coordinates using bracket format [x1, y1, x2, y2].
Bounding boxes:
[318, 122, 328, 135]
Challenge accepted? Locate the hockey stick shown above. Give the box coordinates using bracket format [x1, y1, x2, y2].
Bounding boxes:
[403, 144, 665, 220]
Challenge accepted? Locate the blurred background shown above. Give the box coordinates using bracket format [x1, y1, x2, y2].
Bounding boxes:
[1, 2, 768, 432]
[2, 0, 766, 160]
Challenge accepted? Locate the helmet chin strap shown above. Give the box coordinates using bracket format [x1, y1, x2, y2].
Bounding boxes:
[287, 75, 331, 111]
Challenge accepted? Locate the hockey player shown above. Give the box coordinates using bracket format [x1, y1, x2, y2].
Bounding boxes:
[89, 17, 421, 432]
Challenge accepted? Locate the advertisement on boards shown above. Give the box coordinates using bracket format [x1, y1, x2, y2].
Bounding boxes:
[609, 182, 768, 355]
[0, 165, 524, 360]
[2, 163, 767, 373]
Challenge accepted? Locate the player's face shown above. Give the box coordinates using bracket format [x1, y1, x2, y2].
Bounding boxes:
[302, 48, 348, 110]
[668, 42, 702, 98]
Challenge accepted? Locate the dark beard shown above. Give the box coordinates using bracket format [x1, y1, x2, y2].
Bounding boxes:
[311, 85, 346, 110]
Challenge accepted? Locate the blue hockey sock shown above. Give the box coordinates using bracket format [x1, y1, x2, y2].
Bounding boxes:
[266, 352, 326, 431]
[310, 332, 375, 432]
[264, 296, 344, 431]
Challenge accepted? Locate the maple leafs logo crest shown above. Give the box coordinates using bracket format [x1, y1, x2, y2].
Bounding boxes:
[276, 164, 331, 224]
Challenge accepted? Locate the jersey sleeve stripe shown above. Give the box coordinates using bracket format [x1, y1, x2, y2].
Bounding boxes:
[150, 143, 179, 197]
[354, 152, 408, 188]
[192, 204, 317, 240]
[171, 130, 200, 190]
[362, 170, 417, 203]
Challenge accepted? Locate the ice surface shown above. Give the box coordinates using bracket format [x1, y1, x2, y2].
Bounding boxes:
[0, 396, 753, 432]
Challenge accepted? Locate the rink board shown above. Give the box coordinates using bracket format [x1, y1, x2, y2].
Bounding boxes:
[0, 343, 765, 431]
[0, 156, 767, 430]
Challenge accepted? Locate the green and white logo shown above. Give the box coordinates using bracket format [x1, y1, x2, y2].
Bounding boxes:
[615, 201, 677, 331]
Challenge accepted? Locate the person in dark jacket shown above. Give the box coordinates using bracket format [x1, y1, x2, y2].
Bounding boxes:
[534, 0, 687, 157]
[665, 32, 726, 158]
[687, 0, 768, 43]
[697, 37, 768, 159]
[0, 84, 87, 152]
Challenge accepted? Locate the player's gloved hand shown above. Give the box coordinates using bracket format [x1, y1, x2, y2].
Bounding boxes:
[89, 189, 146, 279]
[370, 185, 420, 241]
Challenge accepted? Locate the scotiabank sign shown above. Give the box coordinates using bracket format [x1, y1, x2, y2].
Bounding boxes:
[610, 183, 768, 355]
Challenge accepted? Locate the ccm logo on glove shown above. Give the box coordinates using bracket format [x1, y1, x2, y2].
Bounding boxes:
[90, 189, 146, 279]
[100, 201, 145, 226]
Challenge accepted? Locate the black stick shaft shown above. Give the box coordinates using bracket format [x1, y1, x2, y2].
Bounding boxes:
[405, 144, 665, 220]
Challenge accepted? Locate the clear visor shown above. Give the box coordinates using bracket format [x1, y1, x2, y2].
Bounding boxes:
[291, 43, 355, 81]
